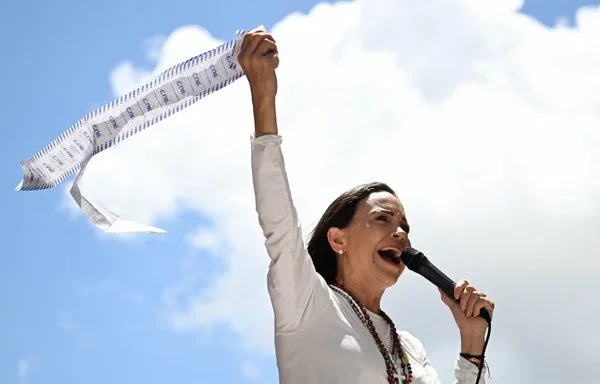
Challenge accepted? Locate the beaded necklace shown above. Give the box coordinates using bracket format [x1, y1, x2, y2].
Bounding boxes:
[330, 284, 413, 384]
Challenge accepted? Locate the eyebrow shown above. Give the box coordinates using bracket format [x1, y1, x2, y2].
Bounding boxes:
[372, 207, 401, 215]
[371, 209, 410, 232]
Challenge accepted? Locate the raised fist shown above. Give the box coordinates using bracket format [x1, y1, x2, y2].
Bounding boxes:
[238, 28, 279, 100]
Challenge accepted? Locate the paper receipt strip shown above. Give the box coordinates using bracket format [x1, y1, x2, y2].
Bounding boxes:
[15, 27, 255, 233]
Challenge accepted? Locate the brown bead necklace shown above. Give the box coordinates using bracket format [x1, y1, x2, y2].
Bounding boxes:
[331, 283, 413, 384]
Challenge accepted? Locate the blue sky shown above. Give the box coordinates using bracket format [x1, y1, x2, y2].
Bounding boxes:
[1, 1, 598, 383]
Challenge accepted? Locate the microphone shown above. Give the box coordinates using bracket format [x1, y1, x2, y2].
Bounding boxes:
[400, 247, 491, 322]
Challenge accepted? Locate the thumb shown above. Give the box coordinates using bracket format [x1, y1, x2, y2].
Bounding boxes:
[264, 51, 279, 69]
[438, 288, 458, 309]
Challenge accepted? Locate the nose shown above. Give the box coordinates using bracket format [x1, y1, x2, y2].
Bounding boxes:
[392, 225, 406, 238]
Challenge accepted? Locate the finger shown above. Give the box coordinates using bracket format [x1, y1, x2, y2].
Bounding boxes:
[473, 296, 494, 319]
[250, 26, 266, 33]
[438, 287, 452, 305]
[454, 279, 469, 300]
[465, 291, 482, 318]
[437, 288, 458, 314]
[238, 36, 251, 66]
[482, 296, 495, 314]
[239, 30, 269, 56]
[459, 285, 475, 312]
[246, 32, 274, 57]
[260, 30, 275, 42]
[256, 38, 278, 57]
[240, 32, 255, 56]
[472, 299, 486, 319]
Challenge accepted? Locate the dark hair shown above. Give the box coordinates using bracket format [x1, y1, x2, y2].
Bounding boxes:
[306, 182, 396, 284]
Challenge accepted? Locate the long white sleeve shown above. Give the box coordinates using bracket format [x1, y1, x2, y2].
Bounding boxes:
[454, 356, 488, 383]
[401, 331, 487, 383]
[251, 134, 331, 334]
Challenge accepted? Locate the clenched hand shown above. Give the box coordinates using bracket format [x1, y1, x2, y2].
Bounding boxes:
[238, 28, 279, 104]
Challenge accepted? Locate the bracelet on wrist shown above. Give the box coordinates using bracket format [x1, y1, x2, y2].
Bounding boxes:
[460, 352, 484, 366]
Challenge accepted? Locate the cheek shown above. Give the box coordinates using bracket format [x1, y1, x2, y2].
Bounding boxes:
[347, 226, 382, 259]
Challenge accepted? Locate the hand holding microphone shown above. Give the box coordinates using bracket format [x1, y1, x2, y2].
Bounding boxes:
[401, 247, 494, 383]
[400, 247, 494, 327]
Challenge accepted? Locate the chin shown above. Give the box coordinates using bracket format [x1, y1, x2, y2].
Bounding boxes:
[378, 265, 406, 288]
[372, 251, 406, 287]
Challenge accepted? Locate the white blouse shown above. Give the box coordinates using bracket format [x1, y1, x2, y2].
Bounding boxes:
[251, 134, 487, 383]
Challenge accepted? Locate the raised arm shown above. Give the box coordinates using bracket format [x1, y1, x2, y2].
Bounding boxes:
[239, 29, 331, 333]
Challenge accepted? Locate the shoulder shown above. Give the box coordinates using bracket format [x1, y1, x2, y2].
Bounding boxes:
[397, 330, 424, 348]
[397, 330, 427, 361]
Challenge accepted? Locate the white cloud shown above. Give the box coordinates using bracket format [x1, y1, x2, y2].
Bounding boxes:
[240, 360, 262, 381]
[109, 62, 152, 98]
[79, 279, 146, 306]
[65, 1, 600, 382]
[58, 311, 76, 331]
[18, 356, 33, 384]
[186, 226, 222, 253]
[144, 34, 167, 63]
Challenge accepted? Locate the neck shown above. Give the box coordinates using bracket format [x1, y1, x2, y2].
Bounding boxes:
[335, 277, 384, 313]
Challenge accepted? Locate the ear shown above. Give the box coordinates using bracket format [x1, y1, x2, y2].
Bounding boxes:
[326, 227, 346, 254]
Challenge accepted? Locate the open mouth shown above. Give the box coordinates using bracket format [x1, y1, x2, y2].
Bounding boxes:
[377, 247, 402, 265]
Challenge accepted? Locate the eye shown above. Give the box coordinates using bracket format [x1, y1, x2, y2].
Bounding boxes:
[376, 215, 390, 222]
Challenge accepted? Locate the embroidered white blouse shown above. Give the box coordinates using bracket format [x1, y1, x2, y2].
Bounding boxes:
[251, 134, 487, 383]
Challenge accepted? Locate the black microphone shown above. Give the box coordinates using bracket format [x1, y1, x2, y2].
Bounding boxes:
[400, 247, 491, 323]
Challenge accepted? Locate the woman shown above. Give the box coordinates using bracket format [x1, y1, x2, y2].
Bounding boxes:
[238, 29, 494, 384]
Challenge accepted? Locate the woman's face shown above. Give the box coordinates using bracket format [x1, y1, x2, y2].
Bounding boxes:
[333, 191, 411, 289]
